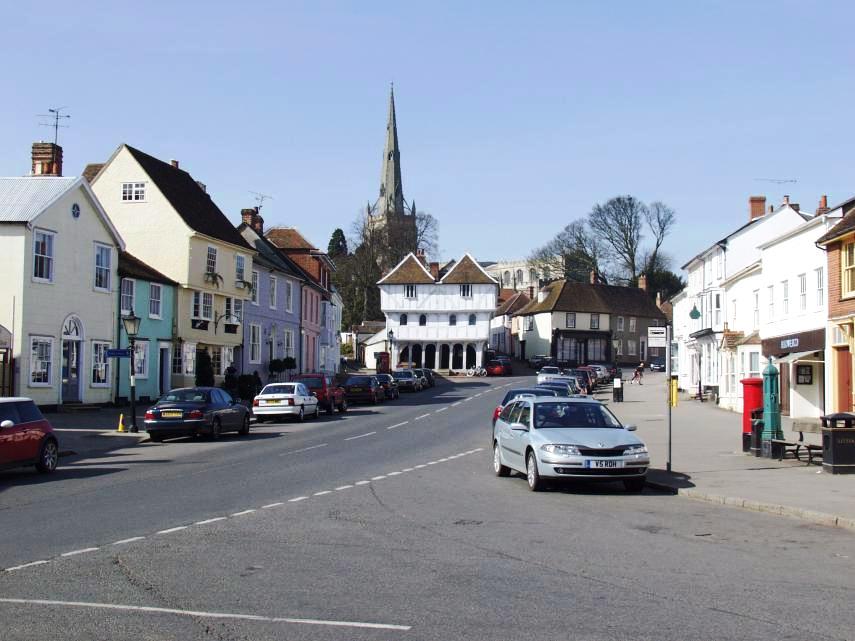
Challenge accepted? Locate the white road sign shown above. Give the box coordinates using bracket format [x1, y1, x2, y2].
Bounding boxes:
[647, 326, 667, 348]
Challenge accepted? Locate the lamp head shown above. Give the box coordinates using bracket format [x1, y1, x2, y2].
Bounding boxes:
[122, 311, 141, 338]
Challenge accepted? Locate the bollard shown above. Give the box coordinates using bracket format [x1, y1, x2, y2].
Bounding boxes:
[612, 377, 623, 402]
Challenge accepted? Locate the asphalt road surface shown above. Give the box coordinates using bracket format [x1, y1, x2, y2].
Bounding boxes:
[1, 376, 854, 640]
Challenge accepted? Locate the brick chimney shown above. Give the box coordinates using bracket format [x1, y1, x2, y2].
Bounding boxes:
[638, 274, 648, 292]
[429, 261, 439, 281]
[241, 207, 264, 234]
[590, 270, 597, 285]
[170, 159, 179, 168]
[31, 142, 63, 176]
[783, 195, 790, 205]
[415, 248, 427, 266]
[749, 196, 766, 221]
[816, 195, 830, 217]
[528, 286, 535, 299]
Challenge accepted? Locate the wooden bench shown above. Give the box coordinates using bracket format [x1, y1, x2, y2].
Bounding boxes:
[771, 421, 823, 464]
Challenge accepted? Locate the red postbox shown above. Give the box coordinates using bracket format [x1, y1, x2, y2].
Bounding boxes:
[741, 377, 763, 452]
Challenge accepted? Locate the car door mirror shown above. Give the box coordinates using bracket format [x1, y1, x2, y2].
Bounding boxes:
[0, 419, 13, 429]
[624, 424, 637, 431]
[510, 422, 529, 432]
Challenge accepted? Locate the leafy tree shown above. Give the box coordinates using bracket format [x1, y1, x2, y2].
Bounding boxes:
[327, 228, 348, 258]
[195, 349, 215, 387]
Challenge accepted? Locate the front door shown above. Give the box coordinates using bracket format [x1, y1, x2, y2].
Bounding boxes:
[779, 363, 791, 416]
[159, 347, 170, 396]
[836, 347, 852, 412]
[61, 340, 81, 403]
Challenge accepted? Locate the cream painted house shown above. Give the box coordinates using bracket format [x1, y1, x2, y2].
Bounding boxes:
[89, 145, 255, 387]
[0, 162, 124, 406]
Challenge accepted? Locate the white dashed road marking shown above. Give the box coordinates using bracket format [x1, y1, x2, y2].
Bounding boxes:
[0, 598, 412, 631]
[196, 517, 227, 525]
[386, 421, 409, 430]
[112, 536, 145, 546]
[387, 471, 402, 476]
[371, 475, 387, 481]
[414, 413, 431, 420]
[344, 432, 376, 441]
[452, 402, 461, 407]
[4, 560, 48, 572]
[335, 485, 353, 491]
[354, 480, 370, 486]
[230, 509, 256, 517]
[262, 502, 284, 509]
[280, 443, 328, 456]
[314, 491, 332, 496]
[288, 496, 309, 503]
[435, 407, 447, 413]
[60, 547, 99, 558]
[156, 526, 188, 535]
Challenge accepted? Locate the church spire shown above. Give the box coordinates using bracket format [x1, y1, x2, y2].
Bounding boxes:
[379, 83, 405, 216]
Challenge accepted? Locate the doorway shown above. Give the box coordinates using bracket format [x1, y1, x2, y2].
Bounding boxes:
[440, 345, 450, 369]
[61, 340, 81, 402]
[412, 344, 423, 368]
[465, 345, 476, 369]
[159, 346, 170, 396]
[425, 344, 436, 369]
[779, 362, 791, 416]
[452, 344, 463, 370]
[835, 347, 852, 412]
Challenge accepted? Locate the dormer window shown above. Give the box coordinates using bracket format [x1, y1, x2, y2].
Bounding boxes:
[405, 285, 417, 299]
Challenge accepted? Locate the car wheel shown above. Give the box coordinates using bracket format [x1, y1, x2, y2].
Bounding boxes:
[211, 418, 222, 440]
[338, 399, 348, 413]
[526, 450, 544, 492]
[238, 415, 250, 435]
[326, 402, 335, 416]
[493, 442, 510, 477]
[296, 406, 305, 422]
[35, 439, 59, 473]
[623, 477, 646, 493]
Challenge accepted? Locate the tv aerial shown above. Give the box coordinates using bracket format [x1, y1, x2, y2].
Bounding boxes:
[754, 178, 797, 184]
[250, 191, 273, 211]
[37, 107, 71, 145]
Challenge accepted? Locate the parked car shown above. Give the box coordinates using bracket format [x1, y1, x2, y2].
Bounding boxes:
[344, 375, 385, 404]
[574, 367, 597, 394]
[536, 366, 562, 384]
[252, 382, 321, 422]
[563, 369, 591, 394]
[649, 357, 666, 372]
[588, 364, 609, 383]
[375, 373, 400, 399]
[492, 387, 558, 425]
[292, 374, 347, 414]
[412, 368, 430, 389]
[528, 355, 553, 369]
[421, 368, 436, 387]
[485, 360, 506, 376]
[495, 355, 514, 375]
[145, 387, 251, 441]
[0, 397, 59, 473]
[392, 369, 422, 392]
[537, 377, 581, 396]
[492, 396, 649, 492]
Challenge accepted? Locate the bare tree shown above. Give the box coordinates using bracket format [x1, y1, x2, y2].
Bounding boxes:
[643, 201, 676, 274]
[529, 220, 608, 282]
[588, 196, 646, 283]
[414, 211, 439, 258]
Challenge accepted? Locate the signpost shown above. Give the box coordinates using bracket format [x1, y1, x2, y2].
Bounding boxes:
[647, 326, 667, 349]
[106, 348, 130, 358]
[649, 325, 673, 472]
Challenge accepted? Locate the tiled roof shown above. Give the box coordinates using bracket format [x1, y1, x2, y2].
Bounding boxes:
[497, 288, 517, 305]
[496, 291, 530, 316]
[440, 254, 497, 285]
[124, 145, 252, 250]
[82, 163, 104, 184]
[817, 201, 855, 245]
[265, 227, 317, 251]
[720, 330, 744, 350]
[516, 280, 666, 319]
[118, 252, 178, 286]
[0, 177, 77, 222]
[239, 224, 304, 281]
[737, 331, 761, 346]
[378, 253, 435, 285]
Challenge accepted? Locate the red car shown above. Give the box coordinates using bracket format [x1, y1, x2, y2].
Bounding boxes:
[0, 397, 59, 473]
[485, 360, 506, 376]
[292, 374, 348, 414]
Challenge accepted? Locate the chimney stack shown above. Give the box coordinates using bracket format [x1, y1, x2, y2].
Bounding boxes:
[31, 142, 63, 177]
[196, 180, 207, 193]
[429, 261, 439, 281]
[638, 274, 648, 292]
[816, 194, 830, 217]
[241, 207, 263, 234]
[170, 159, 179, 168]
[528, 286, 535, 299]
[749, 196, 766, 221]
[783, 195, 790, 205]
[415, 248, 427, 266]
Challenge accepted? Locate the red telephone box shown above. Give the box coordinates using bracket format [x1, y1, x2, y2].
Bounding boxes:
[376, 352, 390, 374]
[741, 377, 763, 451]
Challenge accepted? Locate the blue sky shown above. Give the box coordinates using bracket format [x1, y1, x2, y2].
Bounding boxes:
[2, 1, 853, 269]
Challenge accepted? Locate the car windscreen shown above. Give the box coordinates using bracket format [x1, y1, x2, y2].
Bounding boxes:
[262, 384, 296, 395]
[392, 371, 412, 379]
[346, 376, 370, 385]
[502, 388, 556, 405]
[294, 378, 322, 389]
[533, 402, 623, 429]
[540, 367, 559, 373]
[159, 389, 209, 403]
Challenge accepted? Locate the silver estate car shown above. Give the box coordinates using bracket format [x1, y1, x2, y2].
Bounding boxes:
[492, 396, 649, 492]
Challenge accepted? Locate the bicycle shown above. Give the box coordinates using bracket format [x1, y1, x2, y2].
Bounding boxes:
[466, 366, 487, 377]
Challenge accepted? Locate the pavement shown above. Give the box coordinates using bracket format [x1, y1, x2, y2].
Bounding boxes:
[607, 372, 855, 531]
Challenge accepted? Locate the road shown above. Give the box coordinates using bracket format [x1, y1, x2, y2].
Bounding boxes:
[1, 375, 854, 640]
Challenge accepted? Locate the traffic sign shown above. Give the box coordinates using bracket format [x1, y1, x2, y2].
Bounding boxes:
[106, 348, 131, 358]
[647, 327, 667, 348]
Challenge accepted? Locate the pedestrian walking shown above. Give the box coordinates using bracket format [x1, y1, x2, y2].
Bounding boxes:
[631, 362, 644, 385]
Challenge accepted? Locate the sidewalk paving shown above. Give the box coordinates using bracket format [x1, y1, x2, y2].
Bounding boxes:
[605, 372, 855, 532]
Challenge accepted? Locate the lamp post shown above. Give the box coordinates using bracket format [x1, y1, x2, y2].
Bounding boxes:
[121, 310, 141, 433]
[387, 329, 394, 370]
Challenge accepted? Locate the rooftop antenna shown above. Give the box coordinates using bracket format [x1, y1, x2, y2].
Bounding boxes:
[754, 178, 797, 184]
[37, 107, 71, 145]
[249, 191, 273, 211]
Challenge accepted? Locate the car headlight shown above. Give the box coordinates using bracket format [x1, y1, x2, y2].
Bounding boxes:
[623, 445, 648, 456]
[541, 444, 580, 456]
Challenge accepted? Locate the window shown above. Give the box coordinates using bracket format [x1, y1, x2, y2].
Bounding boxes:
[449, 314, 457, 326]
[210, 346, 222, 375]
[172, 348, 182, 375]
[628, 339, 637, 356]
[459, 284, 472, 297]
[629, 317, 637, 332]
[617, 316, 624, 332]
[149, 283, 162, 318]
[284, 329, 294, 358]
[566, 313, 576, 328]
[525, 316, 534, 331]
[405, 284, 417, 299]
[469, 314, 476, 326]
[768, 285, 774, 320]
[816, 267, 824, 307]
[529, 268, 537, 283]
[33, 230, 54, 281]
[183, 343, 196, 375]
[503, 270, 511, 286]
[753, 290, 759, 329]
[206, 247, 217, 274]
[419, 314, 427, 326]
[590, 314, 600, 330]
[134, 340, 149, 379]
[269, 275, 277, 309]
[844, 243, 855, 297]
[121, 182, 145, 201]
[249, 324, 261, 363]
[714, 294, 721, 325]
[516, 269, 523, 284]
[732, 299, 737, 325]
[235, 255, 245, 282]
[749, 352, 760, 377]
[251, 271, 259, 305]
[233, 299, 243, 322]
[400, 314, 408, 326]
[799, 273, 807, 311]
[94, 244, 111, 291]
[30, 337, 53, 385]
[193, 291, 213, 320]
[782, 281, 789, 315]
[120, 278, 135, 315]
[615, 339, 623, 356]
[285, 281, 293, 312]
[91, 341, 110, 386]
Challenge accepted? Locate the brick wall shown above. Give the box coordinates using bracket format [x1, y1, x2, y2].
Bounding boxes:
[827, 239, 855, 318]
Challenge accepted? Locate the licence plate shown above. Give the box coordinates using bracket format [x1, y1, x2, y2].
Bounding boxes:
[264, 400, 282, 405]
[350, 387, 362, 392]
[586, 459, 623, 469]
[161, 410, 182, 418]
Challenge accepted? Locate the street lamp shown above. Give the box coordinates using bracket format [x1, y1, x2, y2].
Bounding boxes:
[387, 329, 394, 370]
[121, 310, 141, 433]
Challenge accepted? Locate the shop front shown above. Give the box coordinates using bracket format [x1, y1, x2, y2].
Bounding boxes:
[762, 328, 825, 419]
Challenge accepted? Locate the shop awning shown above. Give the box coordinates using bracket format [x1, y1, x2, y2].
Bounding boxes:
[776, 350, 823, 364]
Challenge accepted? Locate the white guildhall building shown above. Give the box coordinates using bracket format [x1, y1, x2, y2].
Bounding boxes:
[378, 253, 498, 370]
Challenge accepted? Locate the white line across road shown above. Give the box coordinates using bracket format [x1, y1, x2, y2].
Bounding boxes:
[0, 598, 412, 631]
[262, 502, 284, 509]
[344, 432, 376, 441]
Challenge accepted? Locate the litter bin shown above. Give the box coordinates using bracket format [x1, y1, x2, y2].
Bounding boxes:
[821, 413, 855, 475]
[750, 411, 764, 458]
[741, 378, 763, 452]
[612, 377, 623, 402]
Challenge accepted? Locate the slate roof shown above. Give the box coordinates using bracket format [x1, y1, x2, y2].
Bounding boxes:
[0, 177, 78, 222]
[817, 199, 855, 245]
[123, 145, 252, 250]
[118, 252, 179, 285]
[265, 227, 317, 251]
[440, 254, 498, 285]
[516, 280, 666, 320]
[378, 253, 435, 285]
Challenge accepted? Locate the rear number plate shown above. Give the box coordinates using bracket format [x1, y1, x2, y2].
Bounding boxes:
[265, 400, 282, 405]
[161, 410, 182, 418]
[350, 387, 362, 392]
[586, 460, 623, 469]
